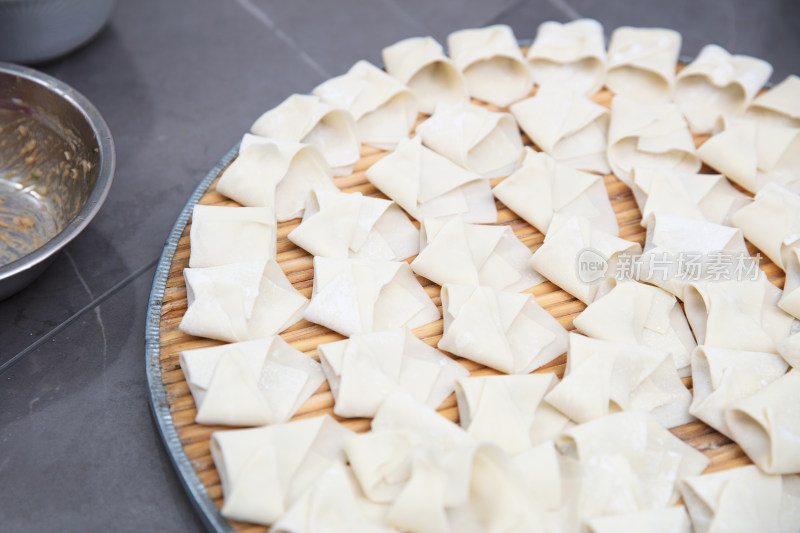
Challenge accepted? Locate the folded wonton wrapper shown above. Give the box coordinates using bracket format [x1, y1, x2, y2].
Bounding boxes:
[634, 213, 749, 301]
[526, 19, 606, 97]
[180, 260, 308, 343]
[697, 116, 800, 193]
[371, 387, 472, 442]
[725, 369, 800, 475]
[216, 134, 336, 221]
[778, 330, 800, 368]
[546, 333, 693, 428]
[382, 37, 469, 115]
[446, 25, 532, 107]
[689, 345, 788, 439]
[684, 277, 796, 354]
[783, 476, 800, 531]
[347, 390, 476, 502]
[288, 189, 419, 261]
[439, 284, 568, 374]
[272, 461, 394, 533]
[312, 60, 417, 150]
[587, 507, 692, 533]
[357, 395, 543, 533]
[745, 74, 800, 128]
[189, 205, 276, 268]
[365, 135, 497, 223]
[530, 215, 641, 304]
[780, 248, 800, 319]
[574, 279, 697, 376]
[411, 217, 543, 292]
[514, 441, 563, 512]
[179, 337, 325, 426]
[556, 411, 709, 523]
[605, 27, 682, 104]
[630, 167, 750, 228]
[210, 415, 354, 525]
[680, 465, 800, 533]
[388, 441, 542, 533]
[250, 94, 361, 175]
[510, 85, 611, 173]
[493, 149, 618, 235]
[455, 373, 569, 454]
[675, 44, 772, 134]
[416, 101, 524, 178]
[344, 428, 420, 505]
[607, 96, 701, 185]
[304, 257, 440, 338]
[318, 328, 468, 418]
[731, 182, 800, 271]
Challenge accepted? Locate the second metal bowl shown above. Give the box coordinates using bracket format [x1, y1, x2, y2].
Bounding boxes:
[0, 0, 117, 64]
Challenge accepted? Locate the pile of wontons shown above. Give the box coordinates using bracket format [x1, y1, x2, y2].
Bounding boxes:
[175, 20, 800, 533]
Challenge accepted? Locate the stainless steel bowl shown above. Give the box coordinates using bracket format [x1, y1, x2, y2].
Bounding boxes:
[0, 62, 114, 300]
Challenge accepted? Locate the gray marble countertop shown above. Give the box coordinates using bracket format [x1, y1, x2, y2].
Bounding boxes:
[1, 0, 797, 530]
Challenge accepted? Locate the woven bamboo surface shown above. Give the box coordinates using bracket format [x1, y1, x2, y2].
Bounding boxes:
[157, 68, 785, 532]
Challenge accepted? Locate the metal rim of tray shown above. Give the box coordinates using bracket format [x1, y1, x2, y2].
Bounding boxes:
[144, 142, 239, 533]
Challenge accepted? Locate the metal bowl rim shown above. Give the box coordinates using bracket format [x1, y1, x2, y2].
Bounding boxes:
[0, 60, 115, 281]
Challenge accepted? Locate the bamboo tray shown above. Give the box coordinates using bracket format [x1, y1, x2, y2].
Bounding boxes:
[145, 61, 786, 532]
